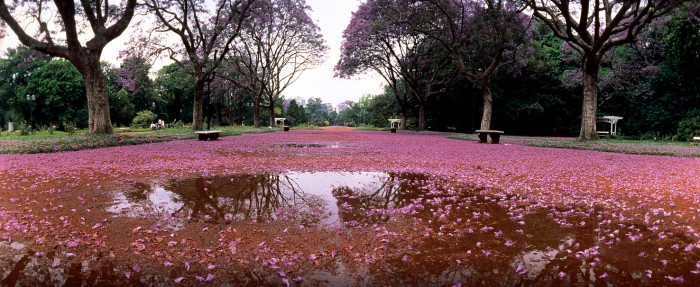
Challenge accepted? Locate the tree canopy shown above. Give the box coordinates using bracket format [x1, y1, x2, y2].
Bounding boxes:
[0, 0, 138, 133]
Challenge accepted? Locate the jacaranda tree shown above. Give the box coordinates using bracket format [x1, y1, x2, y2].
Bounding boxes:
[336, 0, 416, 130]
[337, 0, 452, 130]
[226, 0, 326, 127]
[410, 0, 534, 132]
[140, 0, 254, 130]
[522, 0, 685, 141]
[0, 0, 137, 133]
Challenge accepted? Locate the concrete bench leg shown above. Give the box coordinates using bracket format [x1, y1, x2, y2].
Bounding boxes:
[477, 133, 488, 143]
[209, 133, 219, 140]
[198, 134, 208, 141]
[490, 134, 501, 144]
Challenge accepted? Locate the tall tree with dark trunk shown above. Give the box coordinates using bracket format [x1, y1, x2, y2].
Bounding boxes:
[0, 0, 137, 133]
[410, 0, 533, 132]
[141, 0, 254, 130]
[522, 0, 684, 141]
[336, 0, 419, 130]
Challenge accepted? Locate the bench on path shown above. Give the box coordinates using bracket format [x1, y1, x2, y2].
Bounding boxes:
[692, 136, 700, 146]
[195, 130, 221, 141]
[475, 130, 504, 144]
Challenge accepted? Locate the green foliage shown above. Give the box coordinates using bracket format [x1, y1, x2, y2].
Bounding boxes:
[0, 46, 51, 126]
[285, 100, 307, 126]
[172, 120, 185, 129]
[25, 59, 88, 128]
[110, 88, 136, 126]
[675, 109, 700, 141]
[17, 123, 30, 135]
[131, 110, 158, 129]
[63, 122, 76, 134]
[305, 98, 332, 126]
[154, 63, 195, 123]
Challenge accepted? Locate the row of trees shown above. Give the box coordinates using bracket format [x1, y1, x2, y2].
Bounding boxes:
[1, 0, 697, 140]
[0, 45, 343, 130]
[0, 0, 326, 134]
[333, 4, 700, 140]
[336, 0, 691, 140]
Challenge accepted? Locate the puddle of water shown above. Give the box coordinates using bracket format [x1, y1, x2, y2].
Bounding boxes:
[107, 172, 423, 229]
[279, 143, 343, 148]
[0, 242, 117, 286]
[4, 172, 699, 286]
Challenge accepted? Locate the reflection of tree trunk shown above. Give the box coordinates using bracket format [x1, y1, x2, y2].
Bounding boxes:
[172, 178, 227, 221]
[0, 253, 31, 286]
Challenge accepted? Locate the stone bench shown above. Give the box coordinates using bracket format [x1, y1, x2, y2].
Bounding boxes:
[692, 136, 700, 145]
[475, 130, 504, 144]
[195, 130, 221, 141]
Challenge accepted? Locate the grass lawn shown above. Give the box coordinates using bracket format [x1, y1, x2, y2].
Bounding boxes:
[448, 134, 700, 157]
[0, 126, 280, 154]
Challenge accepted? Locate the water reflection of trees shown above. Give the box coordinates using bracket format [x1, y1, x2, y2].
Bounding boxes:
[331, 173, 429, 224]
[119, 173, 327, 226]
[117, 172, 436, 227]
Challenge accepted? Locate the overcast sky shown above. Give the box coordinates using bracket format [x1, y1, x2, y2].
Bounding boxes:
[0, 0, 384, 107]
[286, 0, 385, 106]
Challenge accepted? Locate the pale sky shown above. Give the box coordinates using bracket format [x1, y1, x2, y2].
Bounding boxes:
[0, 0, 384, 107]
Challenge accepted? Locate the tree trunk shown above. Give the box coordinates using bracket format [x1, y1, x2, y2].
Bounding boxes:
[479, 85, 493, 130]
[578, 56, 600, 141]
[81, 56, 113, 134]
[253, 97, 261, 128]
[192, 79, 205, 130]
[400, 113, 408, 130]
[418, 103, 426, 130]
[268, 100, 275, 127]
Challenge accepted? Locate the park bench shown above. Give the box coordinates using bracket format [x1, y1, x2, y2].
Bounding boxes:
[195, 130, 221, 141]
[475, 130, 504, 144]
[692, 136, 700, 146]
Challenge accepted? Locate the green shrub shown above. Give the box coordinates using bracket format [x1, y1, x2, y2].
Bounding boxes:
[173, 120, 185, 129]
[17, 123, 30, 135]
[674, 109, 700, 142]
[63, 121, 76, 135]
[131, 110, 158, 129]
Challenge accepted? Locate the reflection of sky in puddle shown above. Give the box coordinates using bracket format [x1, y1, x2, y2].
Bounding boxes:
[108, 172, 411, 229]
[108, 186, 184, 219]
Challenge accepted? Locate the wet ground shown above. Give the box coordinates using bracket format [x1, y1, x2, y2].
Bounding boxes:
[2, 130, 700, 286]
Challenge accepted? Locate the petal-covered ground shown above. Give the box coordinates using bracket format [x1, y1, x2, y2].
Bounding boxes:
[1, 128, 700, 286]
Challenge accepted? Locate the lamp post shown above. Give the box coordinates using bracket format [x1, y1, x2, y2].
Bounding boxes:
[26, 94, 35, 131]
